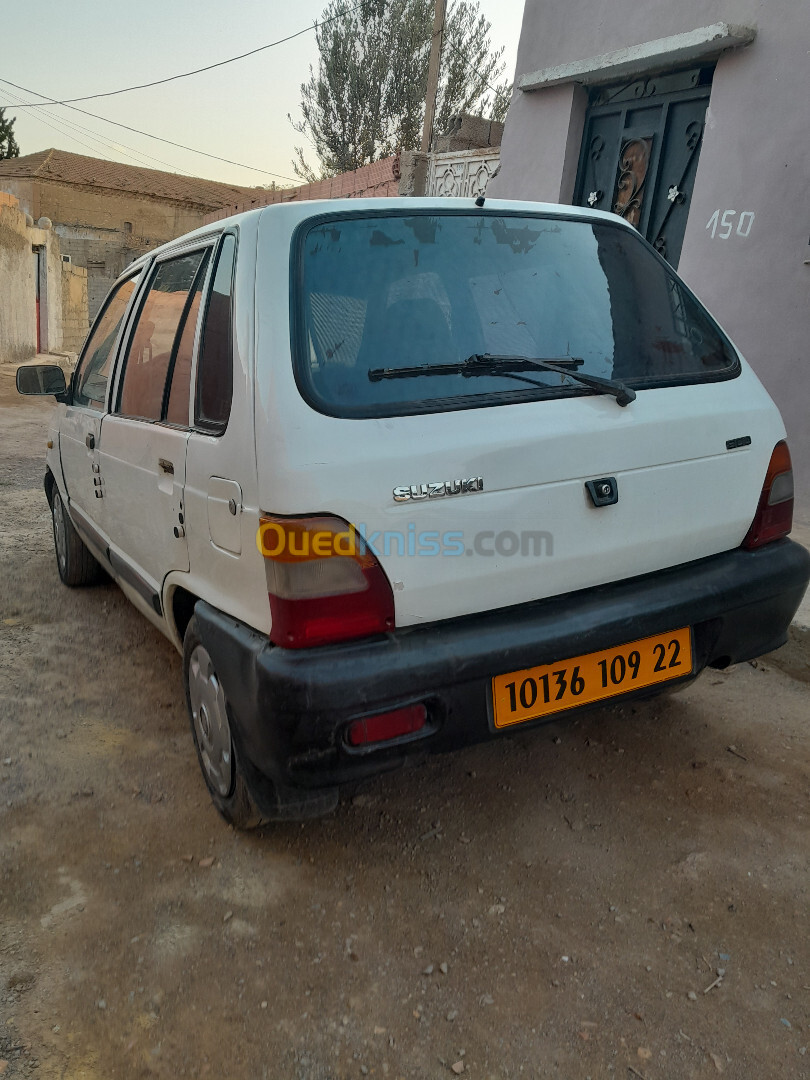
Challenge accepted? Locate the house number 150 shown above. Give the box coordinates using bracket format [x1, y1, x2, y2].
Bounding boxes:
[706, 209, 755, 239]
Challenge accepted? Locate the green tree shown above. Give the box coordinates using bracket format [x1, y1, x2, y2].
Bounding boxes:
[0, 107, 20, 159]
[290, 0, 510, 179]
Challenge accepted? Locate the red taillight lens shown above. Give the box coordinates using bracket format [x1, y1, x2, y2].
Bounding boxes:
[257, 514, 395, 648]
[743, 440, 794, 550]
[346, 704, 427, 747]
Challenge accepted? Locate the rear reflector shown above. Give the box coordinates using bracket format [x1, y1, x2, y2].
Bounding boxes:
[346, 704, 427, 747]
[743, 440, 794, 550]
[258, 514, 395, 648]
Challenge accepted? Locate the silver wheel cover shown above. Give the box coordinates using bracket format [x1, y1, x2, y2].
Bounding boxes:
[188, 644, 234, 797]
[53, 492, 67, 573]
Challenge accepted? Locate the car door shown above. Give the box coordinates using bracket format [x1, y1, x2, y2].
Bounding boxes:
[98, 245, 213, 617]
[59, 273, 141, 540]
[184, 232, 262, 626]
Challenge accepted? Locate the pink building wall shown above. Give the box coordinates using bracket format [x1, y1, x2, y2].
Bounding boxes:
[491, 0, 810, 517]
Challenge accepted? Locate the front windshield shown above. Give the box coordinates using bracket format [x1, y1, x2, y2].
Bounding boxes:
[294, 212, 738, 417]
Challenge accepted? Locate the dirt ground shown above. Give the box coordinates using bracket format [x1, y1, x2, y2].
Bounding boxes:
[1, 368, 808, 1080]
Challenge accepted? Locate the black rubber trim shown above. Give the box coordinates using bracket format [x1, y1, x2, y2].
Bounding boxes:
[68, 500, 115, 574]
[69, 502, 107, 554]
[69, 500, 161, 617]
[108, 549, 162, 615]
[193, 539, 810, 792]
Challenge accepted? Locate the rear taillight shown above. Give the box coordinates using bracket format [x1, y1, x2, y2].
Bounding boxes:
[742, 440, 794, 550]
[257, 514, 395, 648]
[346, 704, 427, 747]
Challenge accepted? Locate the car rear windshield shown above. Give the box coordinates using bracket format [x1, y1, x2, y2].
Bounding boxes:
[293, 211, 739, 417]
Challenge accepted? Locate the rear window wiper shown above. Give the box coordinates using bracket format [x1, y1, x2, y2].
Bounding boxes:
[368, 353, 636, 407]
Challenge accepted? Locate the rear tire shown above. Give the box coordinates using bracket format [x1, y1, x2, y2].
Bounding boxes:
[51, 489, 103, 586]
[183, 616, 268, 830]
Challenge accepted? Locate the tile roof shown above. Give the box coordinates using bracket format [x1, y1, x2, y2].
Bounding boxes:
[0, 148, 263, 210]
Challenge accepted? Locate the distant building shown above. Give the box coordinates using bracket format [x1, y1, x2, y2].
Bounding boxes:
[0, 149, 262, 317]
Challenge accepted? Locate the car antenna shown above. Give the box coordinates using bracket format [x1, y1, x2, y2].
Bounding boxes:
[475, 195, 485, 207]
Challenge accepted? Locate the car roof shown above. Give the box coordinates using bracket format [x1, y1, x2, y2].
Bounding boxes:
[124, 196, 635, 274]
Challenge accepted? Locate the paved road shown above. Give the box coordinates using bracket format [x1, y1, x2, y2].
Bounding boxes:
[1, 372, 808, 1080]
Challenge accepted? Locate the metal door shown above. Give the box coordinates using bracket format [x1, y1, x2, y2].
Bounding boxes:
[574, 67, 713, 267]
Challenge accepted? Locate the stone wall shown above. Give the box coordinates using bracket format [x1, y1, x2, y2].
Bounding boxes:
[44, 227, 64, 355]
[61, 261, 89, 354]
[0, 192, 36, 364]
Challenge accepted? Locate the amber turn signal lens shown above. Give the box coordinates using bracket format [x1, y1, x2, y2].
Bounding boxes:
[743, 441, 794, 550]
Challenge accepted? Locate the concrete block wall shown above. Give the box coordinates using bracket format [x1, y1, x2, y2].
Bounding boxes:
[432, 114, 505, 153]
[397, 151, 431, 196]
[53, 224, 131, 318]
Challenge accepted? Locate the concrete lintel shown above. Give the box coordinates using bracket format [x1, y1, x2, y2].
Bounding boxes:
[431, 147, 501, 162]
[519, 23, 756, 92]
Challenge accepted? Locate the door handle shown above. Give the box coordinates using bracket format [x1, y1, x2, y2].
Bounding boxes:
[158, 459, 174, 475]
[85, 432, 95, 449]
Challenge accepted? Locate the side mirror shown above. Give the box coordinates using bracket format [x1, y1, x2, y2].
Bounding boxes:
[16, 364, 68, 400]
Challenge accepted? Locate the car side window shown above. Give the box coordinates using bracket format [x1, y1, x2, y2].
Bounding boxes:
[118, 250, 209, 423]
[195, 233, 237, 434]
[73, 274, 141, 409]
[165, 260, 208, 426]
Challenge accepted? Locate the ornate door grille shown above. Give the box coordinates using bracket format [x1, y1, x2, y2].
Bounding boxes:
[427, 149, 500, 198]
[574, 67, 713, 267]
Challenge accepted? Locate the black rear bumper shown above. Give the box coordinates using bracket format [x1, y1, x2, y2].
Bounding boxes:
[195, 539, 809, 810]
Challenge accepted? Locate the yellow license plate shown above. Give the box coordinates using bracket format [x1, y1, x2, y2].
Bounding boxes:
[492, 627, 693, 729]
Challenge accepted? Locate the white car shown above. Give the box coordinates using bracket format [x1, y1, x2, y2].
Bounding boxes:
[18, 197, 810, 828]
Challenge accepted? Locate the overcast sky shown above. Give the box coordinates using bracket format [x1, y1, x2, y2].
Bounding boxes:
[1, 0, 526, 189]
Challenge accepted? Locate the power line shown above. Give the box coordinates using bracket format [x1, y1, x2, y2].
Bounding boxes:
[0, 78, 299, 183]
[3, 5, 508, 182]
[7, 4, 364, 108]
[0, 86, 183, 172]
[0, 88, 120, 161]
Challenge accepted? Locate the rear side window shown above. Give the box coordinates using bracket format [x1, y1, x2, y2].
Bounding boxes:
[118, 250, 209, 422]
[73, 274, 140, 409]
[195, 233, 236, 433]
[293, 212, 739, 418]
[165, 267, 207, 426]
